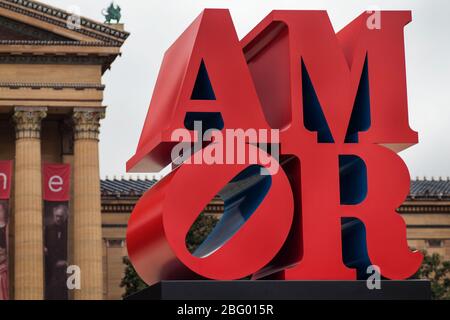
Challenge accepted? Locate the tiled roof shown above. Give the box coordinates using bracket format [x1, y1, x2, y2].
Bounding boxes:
[101, 178, 157, 196]
[410, 179, 450, 199]
[100, 177, 450, 199]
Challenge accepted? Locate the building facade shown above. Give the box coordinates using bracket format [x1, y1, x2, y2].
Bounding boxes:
[0, 0, 128, 300]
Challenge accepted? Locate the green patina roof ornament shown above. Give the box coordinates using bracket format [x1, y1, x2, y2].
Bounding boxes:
[102, 2, 121, 24]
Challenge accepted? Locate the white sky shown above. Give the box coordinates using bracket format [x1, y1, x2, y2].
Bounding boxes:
[43, 0, 450, 179]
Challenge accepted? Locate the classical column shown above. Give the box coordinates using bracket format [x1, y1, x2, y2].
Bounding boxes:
[13, 106, 47, 300]
[72, 108, 105, 300]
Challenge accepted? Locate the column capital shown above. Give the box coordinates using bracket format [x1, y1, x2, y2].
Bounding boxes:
[13, 107, 47, 139]
[72, 108, 106, 141]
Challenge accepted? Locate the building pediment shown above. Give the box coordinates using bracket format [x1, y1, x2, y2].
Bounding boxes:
[0, 0, 129, 46]
[0, 14, 70, 41]
[0, 0, 129, 75]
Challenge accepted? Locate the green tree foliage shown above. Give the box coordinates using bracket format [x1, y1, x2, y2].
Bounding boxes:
[413, 250, 450, 300]
[186, 213, 219, 254]
[121, 213, 219, 298]
[120, 256, 149, 297]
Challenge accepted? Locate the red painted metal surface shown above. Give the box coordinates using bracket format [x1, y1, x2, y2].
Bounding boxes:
[127, 9, 422, 284]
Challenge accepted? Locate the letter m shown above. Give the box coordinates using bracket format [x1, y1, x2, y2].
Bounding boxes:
[242, 10, 416, 147]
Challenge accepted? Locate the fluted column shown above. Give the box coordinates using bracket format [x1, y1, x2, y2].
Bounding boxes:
[13, 106, 47, 300]
[72, 108, 105, 300]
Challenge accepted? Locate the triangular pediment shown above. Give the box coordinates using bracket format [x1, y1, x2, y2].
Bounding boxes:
[0, 0, 128, 45]
[0, 14, 70, 40]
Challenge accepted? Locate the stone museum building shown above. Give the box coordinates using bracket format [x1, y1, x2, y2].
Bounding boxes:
[0, 0, 128, 300]
[0, 0, 449, 301]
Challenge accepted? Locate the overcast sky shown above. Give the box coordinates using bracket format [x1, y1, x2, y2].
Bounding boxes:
[44, 0, 450, 179]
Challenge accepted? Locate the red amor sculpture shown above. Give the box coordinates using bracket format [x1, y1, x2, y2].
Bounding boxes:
[126, 9, 422, 285]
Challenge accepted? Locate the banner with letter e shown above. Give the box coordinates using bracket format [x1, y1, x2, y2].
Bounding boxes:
[43, 163, 70, 300]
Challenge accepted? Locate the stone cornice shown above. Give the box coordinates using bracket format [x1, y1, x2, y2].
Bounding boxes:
[397, 205, 450, 214]
[101, 196, 450, 215]
[101, 197, 224, 214]
[0, 0, 129, 44]
[0, 40, 117, 46]
[102, 203, 450, 216]
[406, 196, 450, 201]
[73, 108, 105, 141]
[0, 14, 68, 40]
[12, 106, 47, 139]
[101, 200, 450, 215]
[102, 203, 135, 214]
[0, 82, 105, 90]
[1, 82, 104, 90]
[0, 54, 116, 74]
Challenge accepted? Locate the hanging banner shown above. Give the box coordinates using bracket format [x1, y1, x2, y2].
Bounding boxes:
[0, 160, 12, 301]
[43, 163, 70, 300]
[43, 164, 70, 201]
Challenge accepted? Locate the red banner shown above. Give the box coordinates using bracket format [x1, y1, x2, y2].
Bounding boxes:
[0, 160, 12, 300]
[43, 164, 71, 202]
[0, 161, 12, 200]
[43, 163, 71, 300]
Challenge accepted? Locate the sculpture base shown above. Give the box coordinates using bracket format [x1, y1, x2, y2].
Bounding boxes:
[125, 280, 431, 300]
